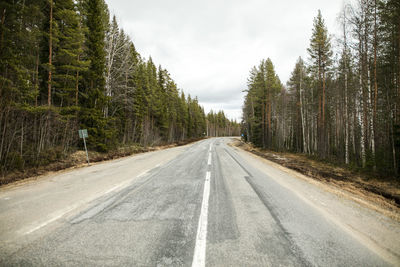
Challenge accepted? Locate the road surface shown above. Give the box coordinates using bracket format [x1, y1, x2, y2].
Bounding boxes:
[0, 138, 399, 266]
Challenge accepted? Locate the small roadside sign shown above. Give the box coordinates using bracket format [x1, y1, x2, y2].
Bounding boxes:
[78, 129, 88, 139]
[78, 129, 90, 165]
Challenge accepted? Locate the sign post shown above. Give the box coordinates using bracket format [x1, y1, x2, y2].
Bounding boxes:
[78, 129, 90, 166]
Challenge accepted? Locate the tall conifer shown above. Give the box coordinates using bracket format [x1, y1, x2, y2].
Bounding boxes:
[307, 10, 332, 158]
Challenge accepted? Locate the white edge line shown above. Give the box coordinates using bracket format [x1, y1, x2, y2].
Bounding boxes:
[103, 180, 131, 195]
[192, 171, 211, 267]
[24, 206, 76, 234]
[137, 170, 149, 178]
[23, 170, 151, 235]
[103, 169, 149, 196]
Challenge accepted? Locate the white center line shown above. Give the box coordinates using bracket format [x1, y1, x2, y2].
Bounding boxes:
[209, 144, 212, 152]
[192, 171, 211, 267]
[207, 153, 212, 165]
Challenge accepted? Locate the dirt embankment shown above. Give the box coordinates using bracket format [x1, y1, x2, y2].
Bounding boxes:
[0, 138, 204, 186]
[233, 139, 400, 217]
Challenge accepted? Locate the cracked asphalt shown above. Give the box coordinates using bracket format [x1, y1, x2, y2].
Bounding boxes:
[0, 138, 399, 266]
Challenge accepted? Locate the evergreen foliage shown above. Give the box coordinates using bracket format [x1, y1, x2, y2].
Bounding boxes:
[242, 5, 400, 177]
[0, 0, 232, 175]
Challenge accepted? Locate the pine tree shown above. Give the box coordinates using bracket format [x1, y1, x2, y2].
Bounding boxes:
[307, 10, 332, 158]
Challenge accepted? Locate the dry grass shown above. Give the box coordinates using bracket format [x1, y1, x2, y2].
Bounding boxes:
[0, 137, 204, 187]
[232, 139, 400, 220]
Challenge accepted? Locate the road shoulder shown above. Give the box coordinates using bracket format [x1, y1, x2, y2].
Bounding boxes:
[229, 138, 400, 265]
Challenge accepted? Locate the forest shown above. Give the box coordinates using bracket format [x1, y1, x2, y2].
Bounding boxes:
[242, 0, 400, 177]
[0, 0, 240, 176]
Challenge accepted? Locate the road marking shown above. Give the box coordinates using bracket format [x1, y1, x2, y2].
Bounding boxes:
[24, 205, 77, 234]
[207, 153, 212, 165]
[137, 170, 149, 178]
[192, 171, 211, 267]
[23, 170, 151, 235]
[209, 144, 212, 152]
[105, 168, 152, 195]
[102, 179, 133, 195]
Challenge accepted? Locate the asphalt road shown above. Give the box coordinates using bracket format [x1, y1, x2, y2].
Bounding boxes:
[0, 137, 399, 266]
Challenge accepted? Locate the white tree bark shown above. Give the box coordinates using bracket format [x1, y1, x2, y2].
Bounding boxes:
[104, 17, 136, 118]
[299, 63, 307, 154]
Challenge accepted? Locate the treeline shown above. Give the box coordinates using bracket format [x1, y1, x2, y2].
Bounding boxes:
[0, 0, 235, 175]
[206, 110, 240, 137]
[242, 0, 400, 176]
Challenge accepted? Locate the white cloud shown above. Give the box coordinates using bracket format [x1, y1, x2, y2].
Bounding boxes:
[107, 0, 345, 121]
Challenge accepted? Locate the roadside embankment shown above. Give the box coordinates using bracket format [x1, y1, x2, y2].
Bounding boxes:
[0, 138, 204, 186]
[232, 139, 400, 220]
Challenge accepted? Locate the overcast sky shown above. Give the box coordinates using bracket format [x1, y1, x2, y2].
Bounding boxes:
[106, 0, 345, 121]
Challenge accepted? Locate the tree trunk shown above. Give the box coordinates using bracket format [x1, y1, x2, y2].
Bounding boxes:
[372, 0, 378, 171]
[0, 7, 6, 58]
[360, 72, 366, 168]
[342, 7, 350, 165]
[299, 67, 307, 153]
[48, 0, 53, 106]
[75, 70, 79, 106]
[397, 7, 400, 175]
[345, 71, 349, 164]
[358, 25, 367, 167]
[322, 70, 326, 157]
[262, 98, 265, 148]
[267, 91, 271, 148]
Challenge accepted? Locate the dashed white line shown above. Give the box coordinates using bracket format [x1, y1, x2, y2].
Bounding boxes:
[209, 144, 212, 152]
[207, 153, 212, 165]
[192, 171, 211, 267]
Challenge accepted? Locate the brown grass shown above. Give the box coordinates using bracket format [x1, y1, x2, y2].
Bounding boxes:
[232, 139, 400, 219]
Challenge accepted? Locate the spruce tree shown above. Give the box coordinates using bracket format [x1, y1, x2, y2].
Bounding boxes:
[80, 0, 110, 151]
[52, 0, 88, 108]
